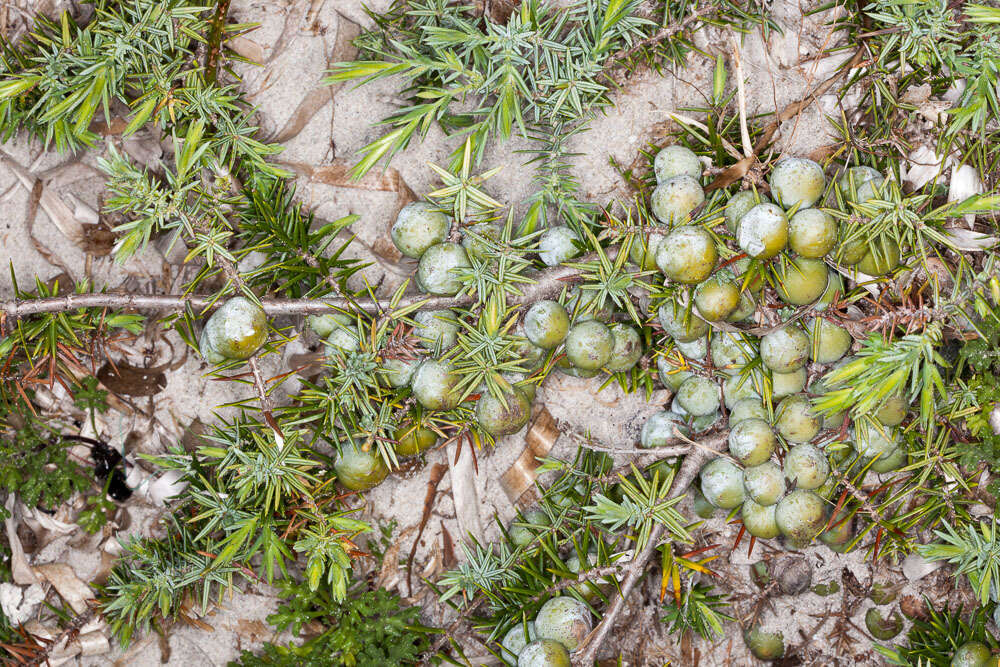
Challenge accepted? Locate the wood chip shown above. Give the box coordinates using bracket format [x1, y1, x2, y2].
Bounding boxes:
[500, 407, 559, 505]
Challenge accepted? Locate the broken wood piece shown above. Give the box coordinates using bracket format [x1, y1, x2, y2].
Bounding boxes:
[500, 407, 559, 505]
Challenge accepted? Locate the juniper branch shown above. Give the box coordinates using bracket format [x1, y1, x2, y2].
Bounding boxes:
[572, 431, 728, 665]
[1, 255, 598, 322]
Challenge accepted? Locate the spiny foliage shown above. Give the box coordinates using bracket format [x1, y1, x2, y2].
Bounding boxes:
[101, 418, 370, 646]
[230, 582, 435, 666]
[329, 0, 767, 230]
[0, 276, 136, 526]
[918, 519, 1000, 607]
[433, 449, 708, 657]
[836, 0, 1000, 183]
[876, 604, 999, 666]
[660, 583, 734, 640]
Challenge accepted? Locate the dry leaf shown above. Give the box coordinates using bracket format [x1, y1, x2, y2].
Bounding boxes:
[830, 263, 881, 297]
[407, 463, 448, 593]
[4, 497, 39, 585]
[0, 148, 84, 245]
[33, 563, 94, 614]
[940, 227, 997, 251]
[267, 18, 360, 144]
[901, 83, 932, 105]
[81, 222, 115, 256]
[228, 36, 265, 62]
[0, 583, 44, 626]
[440, 522, 457, 568]
[447, 439, 484, 543]
[270, 87, 333, 144]
[297, 159, 416, 197]
[77, 631, 110, 657]
[97, 359, 167, 396]
[376, 524, 417, 593]
[89, 116, 130, 135]
[948, 164, 985, 226]
[24, 505, 77, 537]
[903, 145, 952, 190]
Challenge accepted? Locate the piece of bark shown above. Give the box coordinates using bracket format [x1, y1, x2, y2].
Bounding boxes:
[500, 407, 559, 504]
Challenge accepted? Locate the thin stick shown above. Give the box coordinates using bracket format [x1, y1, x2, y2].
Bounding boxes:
[728, 31, 753, 159]
[0, 259, 593, 321]
[203, 0, 232, 84]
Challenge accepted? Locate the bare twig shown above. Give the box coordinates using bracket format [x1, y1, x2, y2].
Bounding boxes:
[728, 31, 753, 159]
[558, 420, 690, 458]
[203, 0, 232, 84]
[602, 5, 720, 85]
[1, 258, 594, 322]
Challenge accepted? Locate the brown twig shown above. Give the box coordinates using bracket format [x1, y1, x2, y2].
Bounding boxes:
[1, 258, 594, 322]
[703, 46, 868, 193]
[571, 431, 728, 665]
[602, 5, 720, 86]
[203, 0, 232, 84]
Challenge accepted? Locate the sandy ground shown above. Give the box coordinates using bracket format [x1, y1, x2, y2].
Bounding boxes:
[0, 0, 978, 664]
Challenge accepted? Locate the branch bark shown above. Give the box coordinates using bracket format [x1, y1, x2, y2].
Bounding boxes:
[1, 259, 591, 322]
[203, 0, 232, 84]
[571, 431, 728, 665]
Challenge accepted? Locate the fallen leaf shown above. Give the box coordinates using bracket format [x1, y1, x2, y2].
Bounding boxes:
[269, 87, 333, 144]
[440, 522, 457, 568]
[33, 563, 94, 614]
[948, 164, 985, 226]
[447, 438, 484, 543]
[901, 83, 932, 105]
[299, 159, 416, 196]
[903, 145, 952, 190]
[234, 619, 269, 641]
[97, 359, 167, 396]
[81, 222, 115, 256]
[4, 498, 39, 585]
[0, 583, 44, 626]
[940, 227, 997, 251]
[228, 36, 265, 62]
[407, 463, 448, 594]
[376, 524, 417, 593]
[0, 148, 84, 245]
[267, 19, 360, 144]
